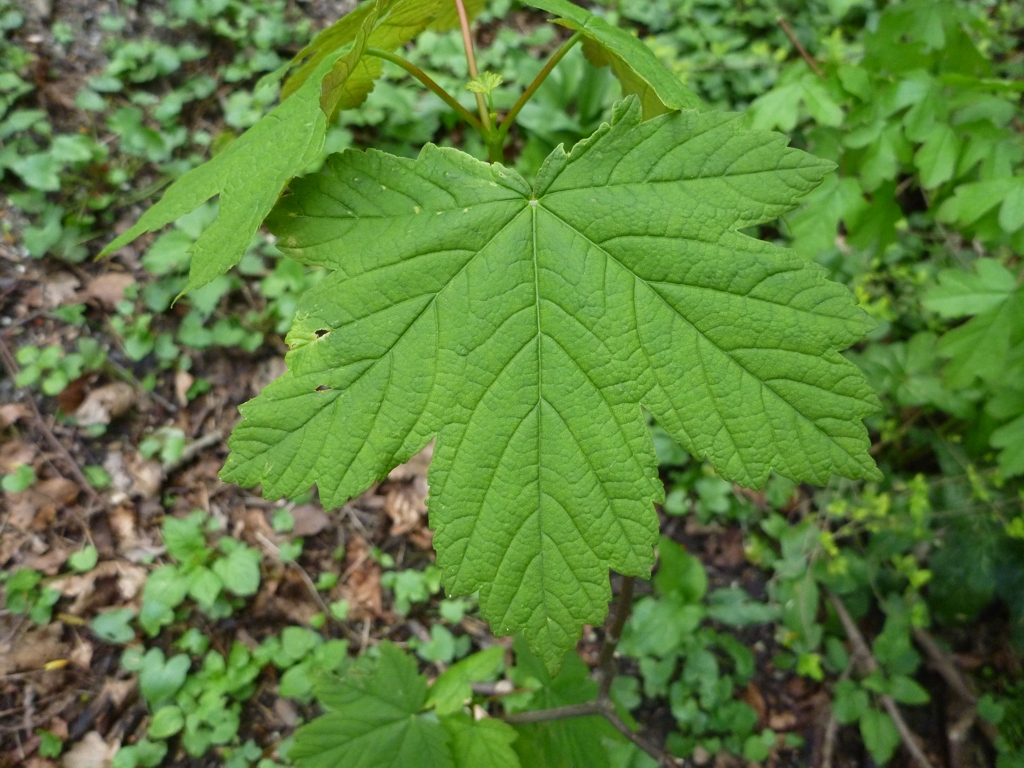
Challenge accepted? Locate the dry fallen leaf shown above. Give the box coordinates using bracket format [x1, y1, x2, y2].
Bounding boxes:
[0, 402, 31, 428]
[62, 731, 117, 768]
[51, 560, 148, 614]
[290, 503, 329, 537]
[0, 623, 68, 675]
[0, 438, 38, 471]
[387, 442, 433, 482]
[337, 534, 383, 621]
[56, 375, 92, 414]
[43, 272, 81, 308]
[77, 273, 135, 309]
[383, 483, 427, 536]
[74, 382, 136, 427]
[7, 476, 80, 532]
[174, 369, 194, 406]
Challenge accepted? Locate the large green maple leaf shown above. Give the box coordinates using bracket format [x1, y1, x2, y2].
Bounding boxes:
[223, 98, 879, 668]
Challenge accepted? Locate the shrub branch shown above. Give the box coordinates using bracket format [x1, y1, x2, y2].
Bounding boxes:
[828, 593, 936, 768]
[501, 575, 685, 768]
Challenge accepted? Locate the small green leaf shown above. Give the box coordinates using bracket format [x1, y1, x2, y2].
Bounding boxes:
[653, 538, 707, 604]
[329, 599, 350, 621]
[467, 72, 503, 96]
[914, 124, 959, 189]
[188, 566, 223, 609]
[162, 514, 208, 563]
[923, 259, 1017, 317]
[281, 0, 486, 118]
[69, 545, 99, 573]
[83, 465, 112, 489]
[37, 729, 63, 758]
[149, 705, 185, 738]
[427, 645, 506, 716]
[90, 608, 136, 644]
[211, 544, 262, 596]
[1, 464, 36, 493]
[281, 626, 321, 663]
[888, 675, 930, 705]
[832, 679, 869, 724]
[139, 648, 191, 706]
[508, 637, 619, 766]
[859, 708, 900, 765]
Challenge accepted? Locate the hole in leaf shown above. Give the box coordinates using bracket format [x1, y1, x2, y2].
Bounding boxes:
[316, 385, 331, 392]
[314, 329, 328, 339]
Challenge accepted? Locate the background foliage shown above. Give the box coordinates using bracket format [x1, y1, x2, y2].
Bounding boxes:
[1, 0, 1023, 766]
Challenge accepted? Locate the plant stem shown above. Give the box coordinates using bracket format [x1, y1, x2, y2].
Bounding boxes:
[776, 16, 824, 79]
[499, 575, 684, 767]
[598, 575, 634, 700]
[502, 701, 602, 724]
[453, 0, 492, 133]
[497, 31, 583, 144]
[828, 593, 936, 768]
[365, 47, 484, 134]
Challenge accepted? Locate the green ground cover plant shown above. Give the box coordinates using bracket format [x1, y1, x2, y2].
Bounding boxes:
[2, 0, 1023, 767]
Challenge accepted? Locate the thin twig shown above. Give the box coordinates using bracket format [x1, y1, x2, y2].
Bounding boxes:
[777, 16, 824, 78]
[912, 627, 1000, 743]
[0, 334, 106, 515]
[500, 575, 683, 767]
[911, 628, 976, 703]
[598, 575, 634, 700]
[364, 48, 484, 133]
[497, 31, 583, 144]
[502, 701, 602, 724]
[821, 668, 850, 768]
[828, 594, 936, 768]
[453, 0, 491, 132]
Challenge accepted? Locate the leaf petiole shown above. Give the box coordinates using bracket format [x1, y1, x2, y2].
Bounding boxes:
[364, 47, 486, 135]
[453, 0, 492, 133]
[497, 31, 584, 144]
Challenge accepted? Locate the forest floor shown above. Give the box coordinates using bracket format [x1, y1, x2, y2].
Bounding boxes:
[0, 1, 1011, 767]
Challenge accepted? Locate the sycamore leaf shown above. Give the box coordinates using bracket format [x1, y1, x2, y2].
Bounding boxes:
[508, 637, 619, 767]
[924, 259, 1024, 387]
[923, 258, 1018, 317]
[522, 0, 701, 117]
[937, 177, 1024, 233]
[282, 0, 486, 117]
[98, 13, 378, 293]
[925, 259, 1024, 474]
[443, 715, 521, 768]
[223, 97, 878, 668]
[291, 642, 452, 768]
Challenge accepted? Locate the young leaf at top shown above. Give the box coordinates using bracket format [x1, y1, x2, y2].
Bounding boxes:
[522, 0, 702, 118]
[98, 0, 480, 291]
[282, 0, 486, 119]
[223, 97, 879, 668]
[97, 11, 378, 293]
